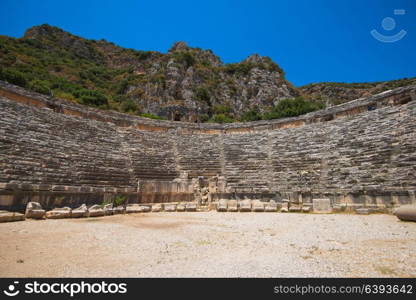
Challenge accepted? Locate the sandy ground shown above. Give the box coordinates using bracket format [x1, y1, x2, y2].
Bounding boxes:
[0, 212, 415, 277]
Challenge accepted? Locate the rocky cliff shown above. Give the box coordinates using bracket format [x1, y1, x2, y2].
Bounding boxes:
[0, 24, 298, 122]
[300, 77, 416, 106]
[1, 24, 414, 122]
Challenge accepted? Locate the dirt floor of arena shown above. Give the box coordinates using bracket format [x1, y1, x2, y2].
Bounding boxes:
[0, 212, 415, 277]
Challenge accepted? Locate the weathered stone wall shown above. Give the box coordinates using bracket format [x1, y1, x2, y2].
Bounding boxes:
[0, 80, 415, 211]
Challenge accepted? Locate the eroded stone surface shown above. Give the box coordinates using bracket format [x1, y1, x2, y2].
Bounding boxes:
[355, 208, 370, 215]
[289, 205, 302, 213]
[0, 81, 415, 211]
[265, 200, 278, 212]
[252, 200, 265, 212]
[126, 204, 143, 214]
[71, 204, 88, 218]
[164, 204, 176, 212]
[46, 207, 71, 219]
[281, 202, 289, 213]
[113, 206, 126, 214]
[103, 204, 114, 216]
[88, 205, 105, 217]
[302, 206, 311, 213]
[227, 200, 238, 212]
[140, 205, 151, 213]
[0, 210, 25, 223]
[185, 202, 197, 212]
[313, 199, 332, 213]
[25, 202, 45, 219]
[176, 203, 186, 212]
[151, 204, 162, 212]
[217, 199, 228, 212]
[240, 199, 252, 212]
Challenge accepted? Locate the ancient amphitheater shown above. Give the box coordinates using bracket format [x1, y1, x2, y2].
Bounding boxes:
[1, 80, 416, 277]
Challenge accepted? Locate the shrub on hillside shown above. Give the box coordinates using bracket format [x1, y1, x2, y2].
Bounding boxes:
[212, 104, 231, 115]
[195, 86, 211, 104]
[0, 68, 28, 87]
[121, 99, 140, 114]
[78, 90, 108, 107]
[28, 79, 51, 95]
[208, 114, 235, 123]
[240, 109, 262, 122]
[140, 112, 166, 120]
[263, 97, 324, 120]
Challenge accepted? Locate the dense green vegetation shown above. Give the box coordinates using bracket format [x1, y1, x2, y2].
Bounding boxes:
[203, 97, 325, 123]
[0, 33, 147, 114]
[114, 195, 127, 206]
[263, 97, 325, 120]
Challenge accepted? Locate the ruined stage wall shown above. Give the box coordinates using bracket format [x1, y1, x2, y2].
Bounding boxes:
[0, 81, 415, 211]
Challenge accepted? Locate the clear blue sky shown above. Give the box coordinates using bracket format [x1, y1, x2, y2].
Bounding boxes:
[0, 0, 414, 86]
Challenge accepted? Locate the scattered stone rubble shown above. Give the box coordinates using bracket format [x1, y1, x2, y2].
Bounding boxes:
[0, 197, 413, 223]
[88, 205, 105, 217]
[0, 210, 25, 223]
[71, 204, 88, 218]
[25, 202, 45, 219]
[45, 207, 71, 219]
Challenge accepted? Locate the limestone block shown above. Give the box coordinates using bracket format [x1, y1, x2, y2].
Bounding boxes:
[46, 207, 72, 219]
[289, 205, 301, 213]
[152, 204, 162, 212]
[227, 200, 238, 212]
[209, 202, 217, 211]
[25, 202, 45, 219]
[312, 198, 332, 213]
[252, 200, 265, 212]
[185, 202, 197, 211]
[355, 208, 370, 215]
[176, 203, 186, 212]
[280, 202, 289, 213]
[265, 200, 278, 212]
[113, 206, 126, 214]
[140, 205, 151, 212]
[239, 199, 252, 212]
[103, 204, 114, 215]
[88, 205, 105, 217]
[164, 204, 176, 212]
[126, 204, 144, 214]
[332, 203, 347, 213]
[394, 205, 416, 222]
[0, 210, 25, 223]
[217, 199, 228, 212]
[71, 204, 88, 218]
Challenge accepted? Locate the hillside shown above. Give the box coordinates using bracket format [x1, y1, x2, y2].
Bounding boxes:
[0, 24, 414, 122]
[299, 77, 416, 106]
[0, 24, 303, 122]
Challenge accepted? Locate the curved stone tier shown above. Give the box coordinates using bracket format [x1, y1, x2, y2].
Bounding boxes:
[0, 80, 415, 212]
